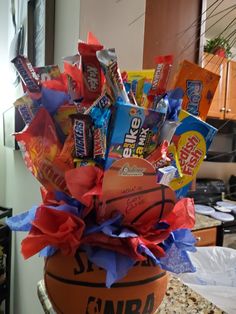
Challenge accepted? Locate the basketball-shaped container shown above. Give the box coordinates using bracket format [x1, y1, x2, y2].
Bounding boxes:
[99, 158, 176, 230]
[44, 250, 168, 314]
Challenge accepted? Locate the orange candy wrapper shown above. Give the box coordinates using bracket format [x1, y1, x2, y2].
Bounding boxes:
[173, 60, 220, 120]
[15, 108, 69, 193]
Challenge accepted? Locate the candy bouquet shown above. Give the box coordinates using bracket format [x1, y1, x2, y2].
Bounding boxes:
[7, 33, 219, 313]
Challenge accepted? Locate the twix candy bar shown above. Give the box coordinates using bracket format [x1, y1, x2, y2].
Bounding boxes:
[96, 48, 129, 103]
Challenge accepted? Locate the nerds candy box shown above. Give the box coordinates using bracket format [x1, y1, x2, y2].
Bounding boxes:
[106, 102, 164, 169]
[170, 110, 217, 197]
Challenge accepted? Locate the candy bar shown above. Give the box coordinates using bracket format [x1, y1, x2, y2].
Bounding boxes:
[14, 95, 35, 125]
[63, 54, 82, 102]
[93, 127, 106, 159]
[78, 41, 103, 101]
[71, 113, 93, 159]
[96, 48, 129, 102]
[148, 55, 173, 106]
[84, 94, 112, 114]
[11, 55, 41, 93]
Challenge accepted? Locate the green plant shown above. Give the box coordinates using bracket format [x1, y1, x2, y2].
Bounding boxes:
[204, 36, 232, 58]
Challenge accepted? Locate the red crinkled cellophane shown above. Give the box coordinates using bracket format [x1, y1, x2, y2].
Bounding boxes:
[21, 206, 85, 259]
[65, 165, 103, 215]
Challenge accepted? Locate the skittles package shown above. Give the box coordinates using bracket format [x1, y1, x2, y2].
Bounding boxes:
[170, 110, 217, 197]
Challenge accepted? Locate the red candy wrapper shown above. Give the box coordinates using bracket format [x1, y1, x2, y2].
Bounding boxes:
[15, 108, 69, 193]
[146, 140, 169, 169]
[148, 55, 173, 106]
[63, 54, 82, 102]
[78, 41, 103, 102]
[58, 129, 75, 169]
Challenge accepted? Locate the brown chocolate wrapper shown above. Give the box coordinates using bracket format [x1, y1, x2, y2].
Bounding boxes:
[70, 113, 94, 159]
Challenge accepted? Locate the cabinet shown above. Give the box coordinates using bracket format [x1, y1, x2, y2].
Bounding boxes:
[202, 53, 236, 120]
[225, 60, 236, 120]
[202, 53, 228, 119]
[192, 227, 217, 246]
[0, 207, 12, 314]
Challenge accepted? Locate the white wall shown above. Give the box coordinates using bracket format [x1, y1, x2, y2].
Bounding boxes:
[0, 0, 10, 206]
[197, 161, 236, 185]
[54, 0, 81, 67]
[0, 1, 44, 313]
[0, 1, 81, 314]
[79, 0, 146, 70]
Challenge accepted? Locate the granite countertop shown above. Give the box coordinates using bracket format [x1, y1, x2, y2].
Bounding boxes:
[156, 275, 225, 314]
[37, 276, 225, 314]
[193, 213, 222, 231]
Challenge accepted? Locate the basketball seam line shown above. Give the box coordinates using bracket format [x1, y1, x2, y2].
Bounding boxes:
[45, 270, 166, 288]
[131, 199, 175, 223]
[158, 186, 166, 220]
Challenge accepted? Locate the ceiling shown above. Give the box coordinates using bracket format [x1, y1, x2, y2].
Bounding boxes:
[205, 0, 236, 48]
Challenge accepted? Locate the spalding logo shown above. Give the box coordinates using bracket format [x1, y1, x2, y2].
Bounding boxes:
[85, 293, 154, 314]
[74, 251, 156, 275]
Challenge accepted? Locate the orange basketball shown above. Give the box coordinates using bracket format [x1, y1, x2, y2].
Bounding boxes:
[44, 250, 168, 314]
[99, 158, 176, 230]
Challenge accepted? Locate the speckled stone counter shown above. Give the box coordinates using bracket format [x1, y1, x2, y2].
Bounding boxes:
[193, 213, 221, 231]
[156, 276, 225, 314]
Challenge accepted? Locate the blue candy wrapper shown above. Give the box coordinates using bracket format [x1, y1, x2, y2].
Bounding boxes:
[106, 101, 166, 169]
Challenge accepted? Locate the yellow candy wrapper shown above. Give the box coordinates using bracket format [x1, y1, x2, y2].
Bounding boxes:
[169, 110, 217, 197]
